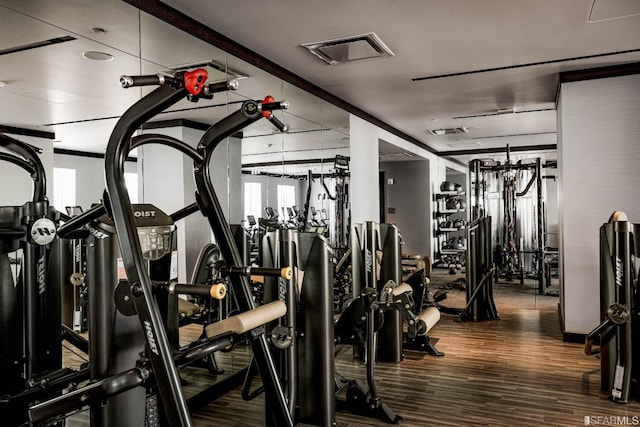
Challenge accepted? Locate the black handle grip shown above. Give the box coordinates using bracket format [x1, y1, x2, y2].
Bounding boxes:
[120, 74, 164, 88]
[171, 283, 227, 300]
[203, 79, 239, 95]
[0, 229, 26, 239]
[267, 115, 287, 132]
[260, 100, 289, 112]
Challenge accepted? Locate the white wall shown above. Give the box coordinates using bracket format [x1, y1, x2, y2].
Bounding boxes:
[54, 153, 137, 209]
[349, 115, 380, 224]
[558, 73, 640, 334]
[348, 114, 467, 260]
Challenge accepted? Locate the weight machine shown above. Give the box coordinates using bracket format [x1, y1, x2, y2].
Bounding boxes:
[585, 211, 640, 403]
[21, 68, 295, 427]
[259, 228, 335, 426]
[0, 133, 90, 427]
[469, 147, 545, 293]
[321, 154, 350, 256]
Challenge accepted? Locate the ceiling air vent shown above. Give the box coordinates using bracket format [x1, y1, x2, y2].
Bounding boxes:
[427, 127, 469, 136]
[301, 32, 394, 65]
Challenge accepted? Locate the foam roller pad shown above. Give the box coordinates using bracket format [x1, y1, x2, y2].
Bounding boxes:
[205, 300, 286, 339]
[392, 283, 413, 296]
[417, 307, 441, 335]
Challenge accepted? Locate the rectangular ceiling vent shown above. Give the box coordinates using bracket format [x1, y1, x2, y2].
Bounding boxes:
[301, 32, 394, 65]
[427, 126, 469, 136]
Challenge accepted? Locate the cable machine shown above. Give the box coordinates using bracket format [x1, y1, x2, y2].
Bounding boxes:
[469, 146, 545, 293]
[20, 69, 295, 427]
[321, 154, 350, 256]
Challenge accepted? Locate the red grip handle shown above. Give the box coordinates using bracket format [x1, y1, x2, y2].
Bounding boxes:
[184, 68, 208, 96]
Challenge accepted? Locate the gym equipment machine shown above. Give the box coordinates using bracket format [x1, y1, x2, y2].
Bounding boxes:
[402, 269, 445, 355]
[260, 228, 335, 427]
[26, 69, 295, 426]
[334, 284, 402, 424]
[351, 222, 405, 361]
[0, 134, 85, 427]
[469, 147, 545, 293]
[321, 155, 350, 256]
[459, 217, 499, 322]
[585, 211, 640, 403]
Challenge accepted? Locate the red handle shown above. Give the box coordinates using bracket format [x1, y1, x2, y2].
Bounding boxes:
[184, 68, 208, 96]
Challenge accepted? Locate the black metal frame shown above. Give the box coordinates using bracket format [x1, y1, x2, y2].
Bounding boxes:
[0, 133, 66, 426]
[469, 152, 545, 293]
[585, 213, 640, 403]
[261, 229, 335, 426]
[100, 77, 292, 425]
[461, 217, 499, 322]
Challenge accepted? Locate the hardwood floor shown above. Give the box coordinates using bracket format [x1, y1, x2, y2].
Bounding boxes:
[62, 271, 639, 426]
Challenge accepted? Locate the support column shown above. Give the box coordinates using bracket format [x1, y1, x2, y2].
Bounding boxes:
[558, 70, 640, 336]
[349, 115, 380, 224]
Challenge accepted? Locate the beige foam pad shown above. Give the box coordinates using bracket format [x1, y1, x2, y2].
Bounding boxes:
[392, 283, 413, 296]
[178, 298, 201, 316]
[611, 210, 628, 221]
[205, 300, 286, 339]
[417, 307, 441, 335]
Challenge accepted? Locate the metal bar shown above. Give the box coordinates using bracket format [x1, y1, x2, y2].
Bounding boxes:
[0, 133, 46, 201]
[536, 158, 545, 294]
[193, 102, 294, 427]
[130, 133, 203, 163]
[61, 324, 89, 354]
[170, 202, 200, 222]
[104, 84, 192, 427]
[29, 369, 146, 423]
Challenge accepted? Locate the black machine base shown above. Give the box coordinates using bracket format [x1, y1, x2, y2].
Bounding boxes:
[404, 336, 444, 357]
[336, 379, 402, 424]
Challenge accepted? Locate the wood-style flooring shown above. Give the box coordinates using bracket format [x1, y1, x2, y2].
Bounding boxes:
[62, 271, 639, 426]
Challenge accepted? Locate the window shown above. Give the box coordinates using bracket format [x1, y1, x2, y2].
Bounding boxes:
[277, 184, 296, 218]
[244, 182, 262, 221]
[124, 172, 138, 204]
[53, 168, 76, 212]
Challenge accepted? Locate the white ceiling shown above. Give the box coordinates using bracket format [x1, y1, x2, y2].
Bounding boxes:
[1, 0, 639, 169]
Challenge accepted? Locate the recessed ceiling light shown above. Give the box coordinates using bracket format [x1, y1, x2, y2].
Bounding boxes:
[82, 51, 114, 61]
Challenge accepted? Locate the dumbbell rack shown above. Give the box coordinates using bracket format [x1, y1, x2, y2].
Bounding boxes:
[434, 189, 467, 270]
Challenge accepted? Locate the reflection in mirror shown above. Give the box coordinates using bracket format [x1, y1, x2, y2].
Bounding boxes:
[1, 0, 356, 423]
